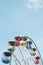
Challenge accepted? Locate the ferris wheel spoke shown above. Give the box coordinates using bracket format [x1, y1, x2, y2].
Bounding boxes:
[9, 55, 12, 65]
[13, 56, 18, 65]
[19, 46, 26, 65]
[13, 53, 21, 65]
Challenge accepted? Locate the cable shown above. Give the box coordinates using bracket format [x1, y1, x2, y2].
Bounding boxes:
[13, 53, 21, 65]
[19, 46, 26, 65]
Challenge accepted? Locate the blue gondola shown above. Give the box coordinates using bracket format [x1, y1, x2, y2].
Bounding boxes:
[26, 43, 32, 49]
[2, 57, 10, 64]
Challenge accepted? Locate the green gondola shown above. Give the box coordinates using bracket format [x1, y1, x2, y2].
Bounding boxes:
[8, 40, 15, 46]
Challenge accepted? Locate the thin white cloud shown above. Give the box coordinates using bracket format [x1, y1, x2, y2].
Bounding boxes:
[25, 0, 43, 9]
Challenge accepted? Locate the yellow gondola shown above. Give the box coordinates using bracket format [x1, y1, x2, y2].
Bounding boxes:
[30, 51, 36, 56]
[8, 45, 15, 52]
[20, 40, 26, 46]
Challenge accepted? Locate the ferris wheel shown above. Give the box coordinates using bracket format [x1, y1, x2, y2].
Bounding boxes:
[2, 36, 43, 65]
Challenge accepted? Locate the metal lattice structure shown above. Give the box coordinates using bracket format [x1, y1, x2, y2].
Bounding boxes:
[2, 36, 43, 65]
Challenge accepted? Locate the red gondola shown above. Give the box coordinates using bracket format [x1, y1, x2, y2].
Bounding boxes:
[15, 36, 21, 41]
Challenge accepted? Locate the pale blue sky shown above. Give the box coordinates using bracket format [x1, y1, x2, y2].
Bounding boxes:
[0, 0, 43, 65]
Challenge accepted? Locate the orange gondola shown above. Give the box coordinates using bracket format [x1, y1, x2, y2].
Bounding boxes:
[21, 36, 27, 41]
